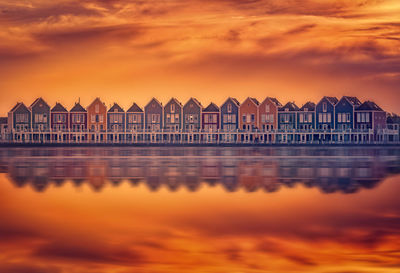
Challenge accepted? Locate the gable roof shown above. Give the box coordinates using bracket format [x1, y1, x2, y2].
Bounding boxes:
[356, 101, 384, 111]
[279, 102, 299, 112]
[30, 97, 50, 109]
[242, 97, 259, 106]
[184, 97, 203, 108]
[387, 114, 400, 124]
[343, 96, 361, 106]
[87, 97, 106, 109]
[9, 102, 29, 113]
[127, 103, 143, 113]
[145, 97, 162, 108]
[203, 103, 220, 112]
[166, 97, 183, 107]
[51, 103, 68, 112]
[325, 96, 338, 105]
[108, 103, 124, 113]
[299, 102, 316, 111]
[222, 97, 240, 107]
[70, 102, 87, 112]
[268, 97, 282, 106]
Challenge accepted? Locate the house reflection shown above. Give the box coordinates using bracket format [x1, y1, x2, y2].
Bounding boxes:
[1, 147, 399, 193]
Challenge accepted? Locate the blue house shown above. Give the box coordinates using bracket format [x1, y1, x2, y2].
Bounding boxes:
[107, 103, 125, 133]
[220, 97, 240, 131]
[145, 98, 163, 132]
[335, 96, 361, 130]
[315, 96, 338, 130]
[8, 102, 31, 134]
[126, 103, 144, 131]
[278, 102, 299, 131]
[297, 102, 315, 130]
[30, 97, 50, 132]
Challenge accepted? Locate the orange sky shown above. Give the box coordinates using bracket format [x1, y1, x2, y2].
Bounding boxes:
[0, 0, 400, 114]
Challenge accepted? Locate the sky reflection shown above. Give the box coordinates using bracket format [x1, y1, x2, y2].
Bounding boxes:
[0, 147, 400, 273]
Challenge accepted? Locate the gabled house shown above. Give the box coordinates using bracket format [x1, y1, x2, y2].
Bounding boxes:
[69, 102, 87, 132]
[183, 98, 202, 132]
[259, 97, 281, 131]
[30, 97, 50, 131]
[107, 103, 125, 132]
[297, 102, 315, 130]
[335, 96, 361, 130]
[202, 103, 220, 132]
[387, 114, 400, 142]
[220, 97, 240, 131]
[8, 102, 31, 132]
[87, 98, 107, 132]
[126, 103, 144, 131]
[0, 117, 8, 141]
[145, 98, 163, 131]
[355, 101, 386, 131]
[278, 102, 299, 130]
[316, 96, 338, 130]
[239, 97, 259, 131]
[51, 102, 69, 132]
[164, 98, 182, 131]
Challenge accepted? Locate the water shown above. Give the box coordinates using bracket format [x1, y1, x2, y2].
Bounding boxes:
[0, 146, 399, 273]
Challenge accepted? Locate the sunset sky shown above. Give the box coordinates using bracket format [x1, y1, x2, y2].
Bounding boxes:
[0, 0, 399, 114]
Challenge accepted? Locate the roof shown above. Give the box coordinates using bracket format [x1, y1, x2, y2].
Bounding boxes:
[51, 103, 68, 112]
[356, 101, 384, 111]
[108, 103, 124, 113]
[9, 102, 29, 113]
[70, 102, 87, 112]
[166, 97, 183, 107]
[184, 97, 203, 108]
[343, 96, 361, 106]
[387, 114, 400, 124]
[145, 97, 162, 108]
[299, 102, 316, 111]
[127, 103, 143, 113]
[268, 97, 282, 106]
[279, 102, 299, 112]
[30, 97, 50, 109]
[250, 97, 259, 105]
[0, 117, 7, 124]
[203, 103, 220, 112]
[325, 96, 339, 105]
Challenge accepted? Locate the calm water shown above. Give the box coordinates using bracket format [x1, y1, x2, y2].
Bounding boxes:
[0, 146, 399, 273]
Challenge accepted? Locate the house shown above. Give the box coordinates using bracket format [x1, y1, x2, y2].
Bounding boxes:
[315, 96, 338, 130]
[69, 102, 87, 132]
[126, 103, 144, 131]
[202, 103, 220, 132]
[220, 97, 240, 131]
[30, 97, 50, 131]
[164, 98, 182, 131]
[386, 114, 400, 142]
[259, 97, 281, 131]
[297, 102, 315, 130]
[278, 102, 299, 130]
[107, 103, 125, 132]
[355, 101, 386, 131]
[8, 102, 31, 132]
[51, 103, 69, 132]
[0, 117, 8, 142]
[335, 96, 361, 130]
[145, 98, 163, 131]
[183, 98, 202, 132]
[239, 97, 259, 131]
[87, 98, 107, 133]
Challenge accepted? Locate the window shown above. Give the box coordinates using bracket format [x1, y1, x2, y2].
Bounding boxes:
[227, 103, 232, 113]
[242, 115, 246, 123]
[100, 115, 103, 122]
[323, 102, 327, 112]
[323, 113, 327, 123]
[299, 113, 304, 123]
[204, 114, 209, 123]
[365, 113, 370, 122]
[95, 104, 99, 113]
[308, 114, 312, 122]
[338, 113, 342, 122]
[361, 113, 365, 122]
[213, 114, 217, 123]
[357, 113, 361, 122]
[327, 113, 331, 123]
[319, 113, 322, 123]
[261, 114, 266, 123]
[171, 104, 175, 113]
[265, 104, 270, 113]
[251, 114, 255, 122]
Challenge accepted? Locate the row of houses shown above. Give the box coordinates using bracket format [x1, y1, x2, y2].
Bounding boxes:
[2, 96, 400, 144]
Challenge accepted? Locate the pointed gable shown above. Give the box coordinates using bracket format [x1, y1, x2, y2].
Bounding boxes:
[250, 97, 259, 105]
[299, 102, 315, 111]
[87, 97, 106, 109]
[145, 97, 162, 109]
[268, 97, 282, 107]
[30, 97, 50, 110]
[203, 103, 219, 112]
[70, 103, 87, 112]
[10, 102, 30, 113]
[343, 96, 361, 106]
[51, 103, 68, 112]
[108, 103, 124, 113]
[166, 97, 183, 108]
[279, 102, 299, 111]
[325, 96, 338, 105]
[184, 97, 202, 109]
[357, 101, 383, 111]
[127, 103, 143, 113]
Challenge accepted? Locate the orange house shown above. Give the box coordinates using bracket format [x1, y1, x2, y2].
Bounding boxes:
[87, 98, 107, 132]
[259, 97, 281, 131]
[239, 97, 259, 131]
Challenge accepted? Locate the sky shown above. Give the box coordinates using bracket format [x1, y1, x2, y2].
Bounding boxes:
[0, 0, 400, 114]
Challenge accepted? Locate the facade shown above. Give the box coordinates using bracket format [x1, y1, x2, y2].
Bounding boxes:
[126, 103, 144, 131]
[30, 97, 50, 131]
[87, 98, 107, 132]
[278, 102, 299, 130]
[69, 102, 87, 132]
[239, 97, 259, 131]
[355, 101, 386, 131]
[202, 103, 220, 132]
[8, 102, 31, 132]
[259, 97, 281, 131]
[297, 102, 315, 130]
[220, 97, 240, 131]
[51, 103, 69, 132]
[316, 96, 338, 130]
[107, 103, 125, 132]
[164, 98, 182, 131]
[145, 98, 163, 131]
[335, 96, 361, 130]
[183, 98, 202, 132]
[387, 114, 400, 142]
[0, 117, 8, 141]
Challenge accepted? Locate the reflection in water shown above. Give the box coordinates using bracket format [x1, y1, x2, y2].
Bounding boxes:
[1, 147, 400, 273]
[1, 147, 399, 193]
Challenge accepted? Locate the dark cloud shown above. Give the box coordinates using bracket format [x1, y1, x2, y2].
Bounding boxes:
[0, 263, 61, 273]
[285, 24, 317, 35]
